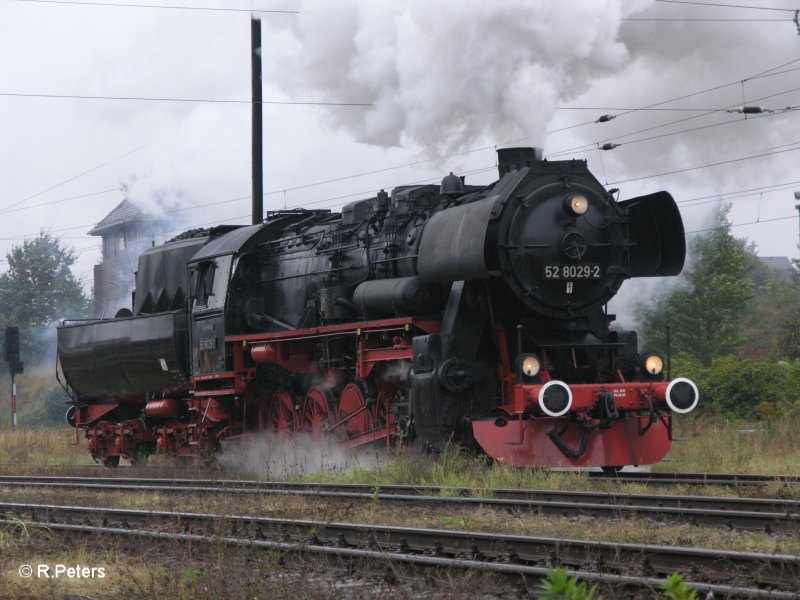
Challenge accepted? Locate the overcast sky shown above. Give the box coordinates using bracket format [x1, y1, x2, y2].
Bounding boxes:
[1, 0, 799, 308]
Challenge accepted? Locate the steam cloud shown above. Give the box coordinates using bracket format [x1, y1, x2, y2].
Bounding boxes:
[271, 0, 645, 158]
[217, 433, 384, 480]
[270, 0, 798, 200]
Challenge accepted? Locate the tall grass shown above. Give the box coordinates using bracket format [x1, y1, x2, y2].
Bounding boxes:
[296, 417, 800, 488]
[0, 427, 91, 468]
[294, 444, 590, 493]
[2, 414, 798, 480]
[655, 415, 800, 475]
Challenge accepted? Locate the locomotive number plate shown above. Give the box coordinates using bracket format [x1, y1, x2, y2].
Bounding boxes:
[543, 264, 602, 279]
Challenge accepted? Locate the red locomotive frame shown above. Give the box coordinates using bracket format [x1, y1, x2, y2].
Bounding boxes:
[76, 315, 679, 468]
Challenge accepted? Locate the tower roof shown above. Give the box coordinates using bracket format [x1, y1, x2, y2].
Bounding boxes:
[757, 256, 796, 273]
[88, 199, 152, 236]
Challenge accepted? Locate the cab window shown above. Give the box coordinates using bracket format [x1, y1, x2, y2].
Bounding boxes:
[192, 255, 232, 311]
[194, 262, 215, 307]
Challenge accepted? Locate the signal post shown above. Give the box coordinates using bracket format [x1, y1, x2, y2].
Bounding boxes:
[4, 326, 23, 427]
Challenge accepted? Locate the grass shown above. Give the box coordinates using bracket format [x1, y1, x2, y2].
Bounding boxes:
[2, 417, 800, 486]
[655, 414, 800, 475]
[293, 443, 590, 494]
[2, 485, 798, 556]
[2, 489, 796, 599]
[0, 427, 92, 468]
[0, 520, 527, 599]
[2, 411, 798, 473]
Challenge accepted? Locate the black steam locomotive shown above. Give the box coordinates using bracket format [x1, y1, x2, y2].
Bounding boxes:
[58, 147, 698, 468]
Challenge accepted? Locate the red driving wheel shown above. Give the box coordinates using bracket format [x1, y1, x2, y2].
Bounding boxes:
[302, 386, 332, 436]
[268, 390, 296, 433]
[373, 389, 390, 431]
[336, 383, 370, 437]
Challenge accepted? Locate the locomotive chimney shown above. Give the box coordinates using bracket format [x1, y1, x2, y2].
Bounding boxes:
[497, 147, 543, 177]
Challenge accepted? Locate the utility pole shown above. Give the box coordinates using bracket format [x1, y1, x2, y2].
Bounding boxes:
[251, 16, 264, 226]
[794, 191, 800, 254]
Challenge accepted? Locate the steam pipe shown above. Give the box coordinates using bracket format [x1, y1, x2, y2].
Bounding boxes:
[516, 324, 523, 384]
[666, 324, 672, 380]
[251, 16, 263, 225]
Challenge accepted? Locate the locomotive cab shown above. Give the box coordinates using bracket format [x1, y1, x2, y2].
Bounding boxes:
[189, 254, 232, 376]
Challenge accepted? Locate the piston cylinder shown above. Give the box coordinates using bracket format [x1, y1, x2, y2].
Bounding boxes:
[352, 277, 441, 317]
[145, 398, 180, 419]
[250, 343, 278, 364]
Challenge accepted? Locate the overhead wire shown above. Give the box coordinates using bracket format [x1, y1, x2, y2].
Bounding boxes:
[547, 80, 800, 158]
[0, 144, 150, 213]
[653, 0, 796, 12]
[0, 189, 119, 216]
[677, 180, 800, 207]
[544, 67, 800, 158]
[608, 146, 800, 185]
[686, 214, 799, 236]
[558, 106, 785, 111]
[547, 104, 800, 160]
[583, 60, 800, 122]
[7, 0, 300, 13]
[0, 92, 372, 106]
[622, 17, 792, 21]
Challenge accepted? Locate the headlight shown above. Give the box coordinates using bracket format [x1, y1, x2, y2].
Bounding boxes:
[641, 352, 664, 375]
[564, 194, 589, 216]
[521, 354, 541, 378]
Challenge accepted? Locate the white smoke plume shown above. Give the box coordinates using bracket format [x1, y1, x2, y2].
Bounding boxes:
[268, 0, 798, 228]
[121, 174, 191, 222]
[270, 0, 648, 159]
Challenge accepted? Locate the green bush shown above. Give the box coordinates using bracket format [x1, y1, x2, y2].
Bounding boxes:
[658, 573, 699, 600]
[670, 354, 800, 420]
[702, 357, 798, 419]
[539, 569, 700, 600]
[669, 353, 706, 388]
[538, 568, 602, 600]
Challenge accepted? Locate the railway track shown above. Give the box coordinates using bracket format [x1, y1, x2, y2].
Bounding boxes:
[591, 471, 800, 486]
[4, 465, 797, 487]
[1, 476, 798, 533]
[1, 502, 797, 598]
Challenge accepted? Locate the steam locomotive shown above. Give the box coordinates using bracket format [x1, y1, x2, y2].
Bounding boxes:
[57, 147, 698, 468]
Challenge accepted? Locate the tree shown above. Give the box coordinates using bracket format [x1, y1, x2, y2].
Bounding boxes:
[0, 231, 91, 364]
[637, 205, 754, 366]
[739, 267, 800, 360]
